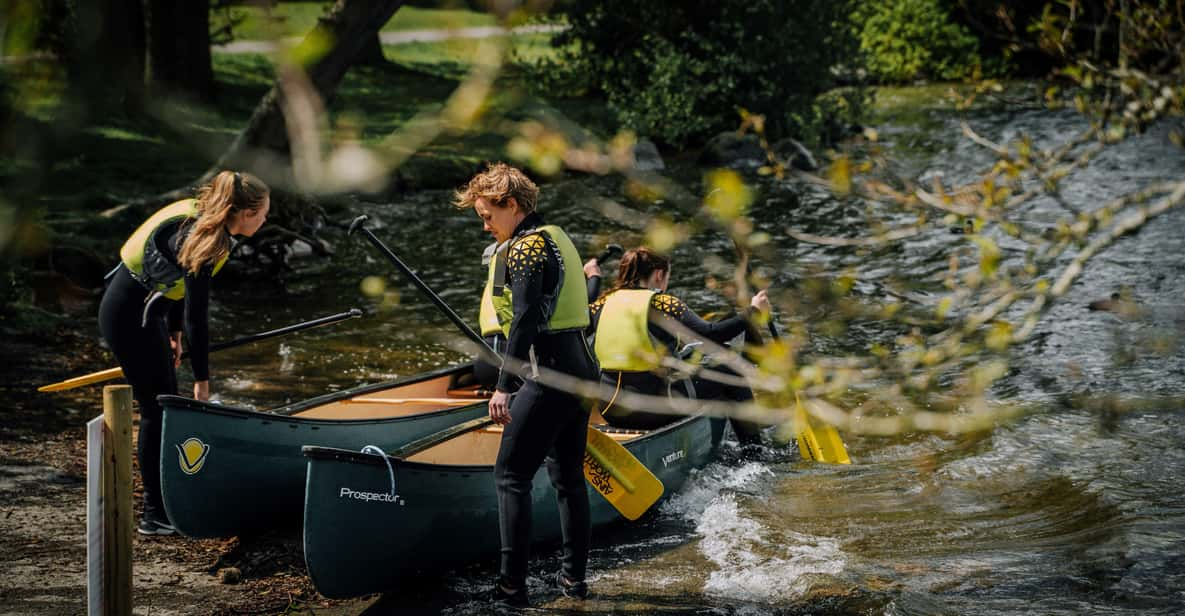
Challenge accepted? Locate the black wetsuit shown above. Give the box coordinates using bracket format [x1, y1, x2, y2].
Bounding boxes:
[493, 213, 599, 589]
[589, 290, 762, 440]
[97, 220, 213, 524]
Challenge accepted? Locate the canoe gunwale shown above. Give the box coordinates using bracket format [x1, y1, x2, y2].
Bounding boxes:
[301, 413, 708, 472]
[157, 362, 485, 423]
[159, 395, 488, 426]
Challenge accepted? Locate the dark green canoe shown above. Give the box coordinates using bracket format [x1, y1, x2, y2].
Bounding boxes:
[301, 414, 727, 599]
[158, 363, 489, 538]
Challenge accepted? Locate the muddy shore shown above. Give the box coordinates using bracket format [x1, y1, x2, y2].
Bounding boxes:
[0, 323, 375, 615]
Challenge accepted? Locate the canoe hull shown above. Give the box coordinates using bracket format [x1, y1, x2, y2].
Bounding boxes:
[302, 415, 726, 599]
[160, 364, 488, 538]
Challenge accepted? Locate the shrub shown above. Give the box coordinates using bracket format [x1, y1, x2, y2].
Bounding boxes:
[533, 0, 860, 147]
[855, 0, 982, 83]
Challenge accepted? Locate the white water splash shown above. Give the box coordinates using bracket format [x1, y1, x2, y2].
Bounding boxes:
[696, 494, 847, 603]
[661, 461, 773, 520]
[219, 376, 257, 392]
[661, 461, 848, 603]
[278, 343, 294, 373]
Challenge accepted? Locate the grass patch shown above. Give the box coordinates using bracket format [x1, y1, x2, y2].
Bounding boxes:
[868, 81, 1043, 124]
[212, 3, 497, 42]
[1, 28, 612, 247]
[379, 32, 559, 79]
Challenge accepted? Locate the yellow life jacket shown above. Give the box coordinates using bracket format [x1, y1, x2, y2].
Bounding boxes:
[478, 225, 590, 337]
[119, 199, 228, 300]
[593, 289, 665, 372]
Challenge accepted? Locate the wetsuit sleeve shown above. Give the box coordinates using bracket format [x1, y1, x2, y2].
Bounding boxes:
[650, 294, 752, 344]
[184, 267, 213, 382]
[497, 233, 552, 393]
[586, 275, 601, 302]
[586, 295, 606, 336]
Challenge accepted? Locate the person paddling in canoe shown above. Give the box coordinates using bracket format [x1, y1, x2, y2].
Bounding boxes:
[98, 171, 270, 536]
[588, 247, 770, 443]
[456, 163, 600, 607]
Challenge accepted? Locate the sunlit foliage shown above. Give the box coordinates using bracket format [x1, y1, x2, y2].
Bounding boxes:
[528, 0, 860, 147]
[854, 0, 983, 82]
[2, 0, 1182, 441]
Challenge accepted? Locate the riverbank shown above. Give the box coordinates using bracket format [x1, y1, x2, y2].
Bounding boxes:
[0, 322, 372, 614]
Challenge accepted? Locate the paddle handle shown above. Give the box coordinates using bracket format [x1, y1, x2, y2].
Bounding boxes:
[38, 367, 126, 393]
[349, 215, 497, 358]
[595, 243, 623, 265]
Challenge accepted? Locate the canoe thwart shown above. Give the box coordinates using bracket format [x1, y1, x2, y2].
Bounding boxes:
[445, 386, 494, 399]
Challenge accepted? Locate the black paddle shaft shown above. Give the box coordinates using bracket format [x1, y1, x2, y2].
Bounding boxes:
[348, 215, 498, 358]
[181, 308, 363, 360]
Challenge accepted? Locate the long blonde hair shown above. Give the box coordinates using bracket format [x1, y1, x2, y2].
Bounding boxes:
[177, 171, 270, 273]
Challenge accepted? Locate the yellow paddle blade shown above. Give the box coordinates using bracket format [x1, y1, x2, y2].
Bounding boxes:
[583, 427, 664, 521]
[794, 395, 851, 465]
[814, 423, 851, 465]
[794, 402, 825, 461]
[38, 367, 125, 392]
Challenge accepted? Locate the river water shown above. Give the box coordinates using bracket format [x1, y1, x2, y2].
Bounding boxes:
[202, 94, 1185, 614]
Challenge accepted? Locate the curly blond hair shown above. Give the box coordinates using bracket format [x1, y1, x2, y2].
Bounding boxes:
[453, 162, 538, 213]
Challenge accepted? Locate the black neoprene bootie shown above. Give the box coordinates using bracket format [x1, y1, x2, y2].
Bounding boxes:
[490, 578, 529, 608]
[555, 572, 589, 600]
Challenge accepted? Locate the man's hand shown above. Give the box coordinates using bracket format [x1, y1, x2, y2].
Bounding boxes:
[169, 331, 183, 368]
[583, 258, 602, 279]
[489, 390, 513, 425]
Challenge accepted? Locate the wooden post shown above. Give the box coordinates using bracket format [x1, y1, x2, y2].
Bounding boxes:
[102, 385, 133, 615]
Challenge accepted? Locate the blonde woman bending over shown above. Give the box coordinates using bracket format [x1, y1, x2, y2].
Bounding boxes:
[98, 171, 269, 536]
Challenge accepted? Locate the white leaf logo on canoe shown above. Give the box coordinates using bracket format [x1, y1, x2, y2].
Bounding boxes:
[177, 437, 210, 475]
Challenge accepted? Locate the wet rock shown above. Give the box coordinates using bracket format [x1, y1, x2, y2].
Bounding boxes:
[698, 132, 766, 169]
[699, 132, 819, 172]
[217, 567, 241, 584]
[1088, 291, 1146, 320]
[772, 137, 819, 171]
[632, 138, 665, 171]
[949, 219, 976, 234]
[27, 244, 108, 315]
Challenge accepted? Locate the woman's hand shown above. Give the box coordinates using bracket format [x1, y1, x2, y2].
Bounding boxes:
[583, 258, 602, 279]
[750, 289, 771, 314]
[169, 331, 184, 368]
[489, 390, 512, 425]
[193, 380, 210, 401]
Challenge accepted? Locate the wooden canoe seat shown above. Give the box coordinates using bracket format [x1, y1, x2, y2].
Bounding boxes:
[445, 385, 493, 399]
[476, 423, 640, 442]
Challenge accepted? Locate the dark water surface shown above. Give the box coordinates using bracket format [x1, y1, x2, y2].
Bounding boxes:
[201, 99, 1185, 614]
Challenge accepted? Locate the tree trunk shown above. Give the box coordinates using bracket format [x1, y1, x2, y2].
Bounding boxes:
[64, 0, 146, 113]
[213, 0, 406, 185]
[143, 0, 215, 101]
[355, 32, 390, 66]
